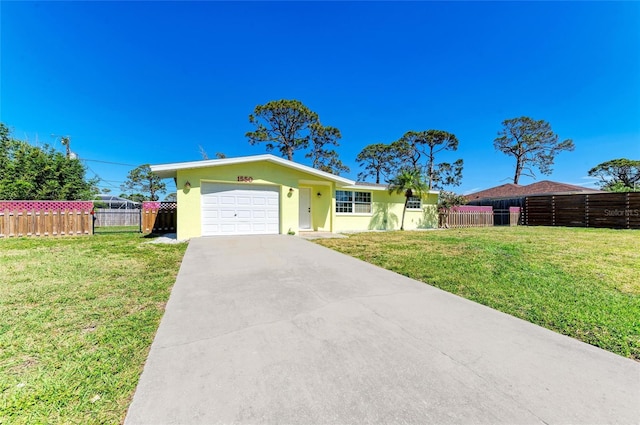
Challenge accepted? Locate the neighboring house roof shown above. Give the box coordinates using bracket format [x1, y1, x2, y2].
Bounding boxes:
[465, 180, 603, 201]
[150, 154, 440, 194]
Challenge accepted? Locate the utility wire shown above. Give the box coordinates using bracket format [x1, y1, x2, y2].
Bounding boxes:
[80, 158, 138, 167]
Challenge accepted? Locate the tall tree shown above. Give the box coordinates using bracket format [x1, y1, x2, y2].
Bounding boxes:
[246, 99, 348, 173]
[246, 99, 318, 161]
[305, 124, 349, 175]
[391, 129, 463, 189]
[121, 164, 166, 201]
[431, 159, 464, 190]
[0, 123, 97, 200]
[420, 130, 460, 190]
[390, 135, 422, 172]
[387, 169, 428, 230]
[588, 158, 640, 191]
[356, 143, 396, 184]
[494, 117, 575, 184]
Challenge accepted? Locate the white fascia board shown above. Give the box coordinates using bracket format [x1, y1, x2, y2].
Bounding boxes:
[150, 154, 355, 185]
[340, 184, 440, 195]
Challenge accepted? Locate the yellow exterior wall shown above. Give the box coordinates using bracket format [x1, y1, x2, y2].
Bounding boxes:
[332, 190, 438, 232]
[175, 162, 337, 239]
[173, 160, 439, 239]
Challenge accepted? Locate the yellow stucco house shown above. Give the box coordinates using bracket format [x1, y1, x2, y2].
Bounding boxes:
[150, 154, 438, 240]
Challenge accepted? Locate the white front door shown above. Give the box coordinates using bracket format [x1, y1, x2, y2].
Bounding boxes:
[298, 188, 311, 230]
[201, 183, 279, 236]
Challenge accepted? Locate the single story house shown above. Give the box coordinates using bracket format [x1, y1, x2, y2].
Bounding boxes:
[150, 154, 439, 239]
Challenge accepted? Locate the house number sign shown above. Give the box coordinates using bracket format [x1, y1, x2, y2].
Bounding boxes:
[237, 176, 253, 183]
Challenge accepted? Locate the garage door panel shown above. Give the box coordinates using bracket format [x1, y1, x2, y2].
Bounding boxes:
[220, 209, 235, 219]
[201, 183, 280, 236]
[221, 196, 236, 205]
[237, 210, 251, 219]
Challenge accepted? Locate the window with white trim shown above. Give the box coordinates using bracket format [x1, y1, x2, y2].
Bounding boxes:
[407, 196, 422, 210]
[336, 190, 372, 214]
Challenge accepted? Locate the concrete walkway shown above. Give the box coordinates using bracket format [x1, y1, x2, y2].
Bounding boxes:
[125, 235, 640, 424]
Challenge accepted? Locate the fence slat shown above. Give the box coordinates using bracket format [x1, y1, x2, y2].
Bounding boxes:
[142, 202, 177, 234]
[525, 193, 640, 229]
[440, 209, 494, 228]
[0, 208, 93, 238]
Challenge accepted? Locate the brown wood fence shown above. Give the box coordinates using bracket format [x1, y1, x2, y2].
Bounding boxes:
[525, 192, 640, 229]
[0, 209, 93, 238]
[142, 203, 177, 233]
[439, 210, 494, 228]
[509, 207, 521, 226]
[93, 208, 141, 227]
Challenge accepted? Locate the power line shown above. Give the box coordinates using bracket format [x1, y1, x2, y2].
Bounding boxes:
[80, 158, 138, 167]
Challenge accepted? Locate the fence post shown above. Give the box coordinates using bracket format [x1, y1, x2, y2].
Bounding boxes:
[626, 192, 630, 229]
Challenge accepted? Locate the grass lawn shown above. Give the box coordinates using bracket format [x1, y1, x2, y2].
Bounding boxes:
[316, 227, 640, 360]
[0, 233, 187, 424]
[93, 225, 141, 234]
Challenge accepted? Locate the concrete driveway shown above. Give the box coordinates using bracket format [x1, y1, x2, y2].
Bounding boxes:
[125, 235, 640, 424]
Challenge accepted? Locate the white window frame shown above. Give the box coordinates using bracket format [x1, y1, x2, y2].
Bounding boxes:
[336, 190, 372, 215]
[406, 196, 422, 210]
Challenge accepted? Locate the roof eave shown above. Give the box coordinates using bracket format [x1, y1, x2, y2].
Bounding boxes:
[149, 154, 355, 185]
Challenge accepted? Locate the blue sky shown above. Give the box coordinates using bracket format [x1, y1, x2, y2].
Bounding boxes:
[2, 1, 639, 197]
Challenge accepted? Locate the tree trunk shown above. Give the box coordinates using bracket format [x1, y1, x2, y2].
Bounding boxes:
[513, 156, 522, 184]
[428, 161, 434, 190]
[400, 197, 408, 230]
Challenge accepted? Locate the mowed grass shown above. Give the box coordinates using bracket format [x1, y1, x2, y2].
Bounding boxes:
[0, 233, 187, 424]
[316, 227, 640, 360]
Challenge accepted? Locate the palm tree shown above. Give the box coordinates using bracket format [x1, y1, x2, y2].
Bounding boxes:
[388, 169, 428, 230]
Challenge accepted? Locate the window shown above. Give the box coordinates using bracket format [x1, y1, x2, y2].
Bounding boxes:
[407, 196, 422, 210]
[336, 190, 371, 214]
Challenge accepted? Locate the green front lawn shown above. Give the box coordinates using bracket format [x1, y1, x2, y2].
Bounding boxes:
[0, 233, 187, 424]
[316, 227, 640, 360]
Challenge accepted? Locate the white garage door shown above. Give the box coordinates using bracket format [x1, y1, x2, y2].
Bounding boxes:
[201, 183, 280, 236]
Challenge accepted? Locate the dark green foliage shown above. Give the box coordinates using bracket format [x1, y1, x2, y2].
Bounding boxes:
[306, 124, 350, 175]
[391, 129, 463, 190]
[438, 190, 468, 209]
[121, 165, 166, 201]
[0, 123, 97, 200]
[246, 99, 349, 175]
[356, 143, 397, 184]
[588, 158, 640, 191]
[494, 117, 575, 184]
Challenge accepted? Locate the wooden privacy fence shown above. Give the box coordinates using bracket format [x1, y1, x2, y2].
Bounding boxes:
[142, 201, 177, 234]
[439, 206, 494, 228]
[509, 207, 521, 226]
[0, 200, 94, 238]
[525, 192, 640, 229]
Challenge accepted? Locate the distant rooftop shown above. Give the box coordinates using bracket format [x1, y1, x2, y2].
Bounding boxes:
[466, 180, 603, 201]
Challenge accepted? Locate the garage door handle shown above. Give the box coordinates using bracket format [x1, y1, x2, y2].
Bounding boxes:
[308, 208, 311, 213]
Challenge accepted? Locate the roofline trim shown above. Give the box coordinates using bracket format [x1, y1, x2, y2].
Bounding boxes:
[150, 154, 354, 185]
